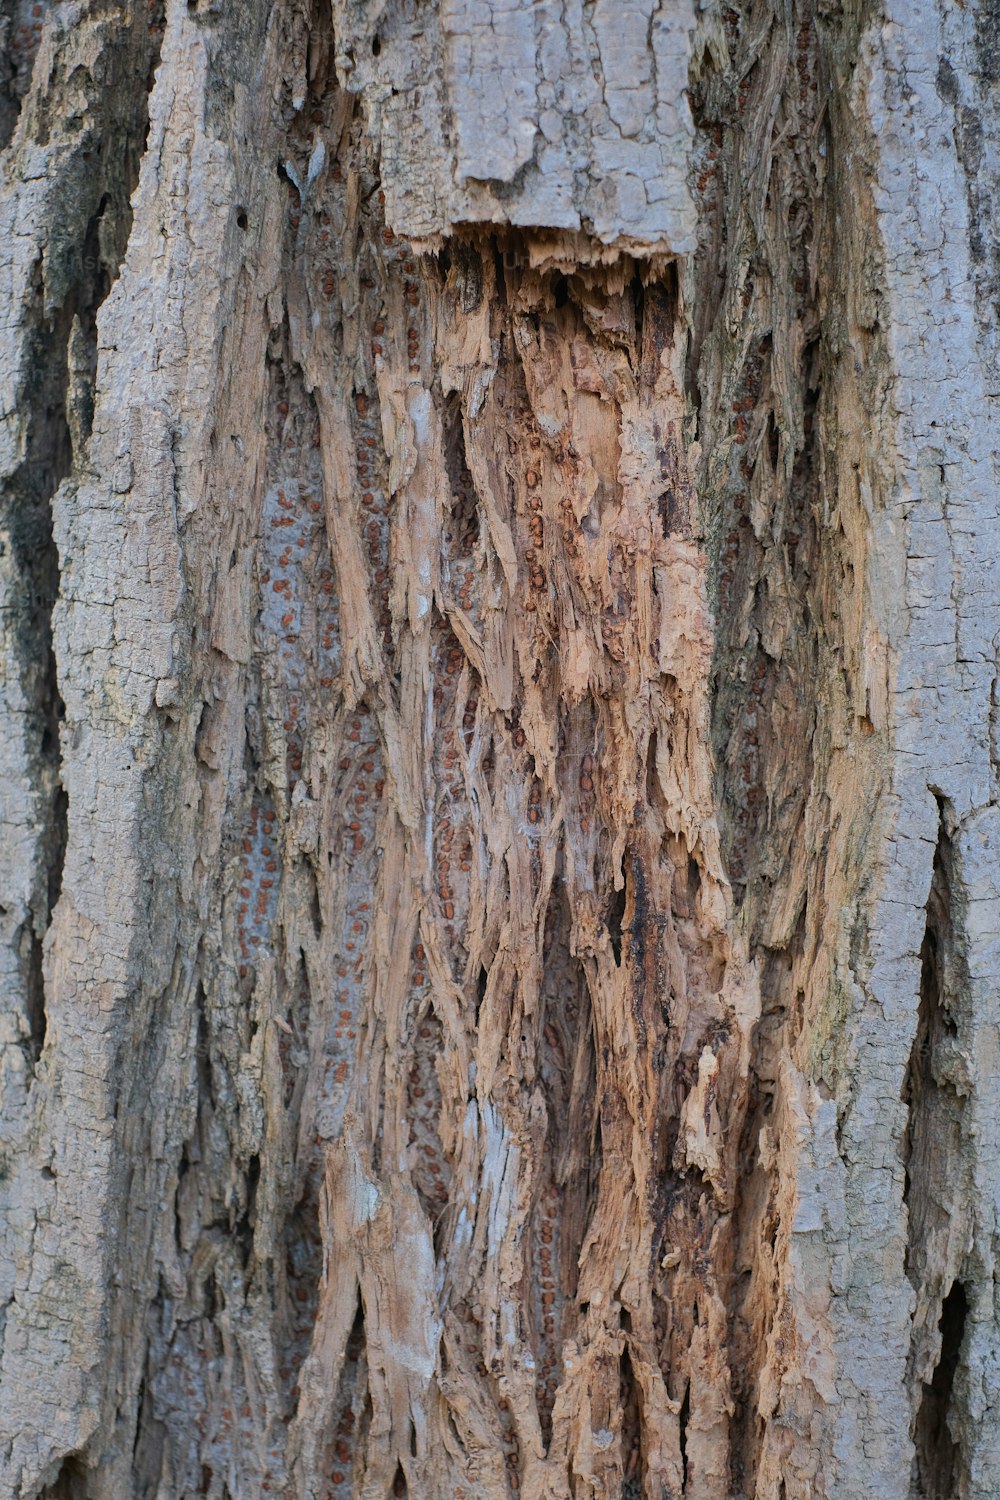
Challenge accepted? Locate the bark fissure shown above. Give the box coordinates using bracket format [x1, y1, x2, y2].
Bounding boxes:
[912, 1279, 968, 1500]
[5, 290, 71, 1066]
[903, 804, 972, 1498]
[2, 0, 161, 1114]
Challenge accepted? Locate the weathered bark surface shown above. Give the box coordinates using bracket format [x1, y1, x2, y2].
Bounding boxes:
[2, 2, 999, 1498]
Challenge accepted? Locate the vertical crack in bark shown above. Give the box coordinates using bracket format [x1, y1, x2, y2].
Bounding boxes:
[689, 4, 891, 1493]
[0, 1, 162, 1080]
[282, 1169, 324, 1414]
[326, 1298, 368, 1500]
[678, 1378, 691, 1493]
[904, 802, 971, 1499]
[131, 1368, 167, 1498]
[529, 877, 596, 1448]
[407, 1005, 451, 1226]
[913, 1280, 968, 1500]
[619, 1331, 643, 1498]
[5, 285, 71, 1063]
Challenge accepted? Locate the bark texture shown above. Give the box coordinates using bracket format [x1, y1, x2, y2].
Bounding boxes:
[1, 2, 999, 1499]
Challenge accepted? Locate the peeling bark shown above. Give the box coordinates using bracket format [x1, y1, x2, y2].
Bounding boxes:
[3, 3, 1000, 1499]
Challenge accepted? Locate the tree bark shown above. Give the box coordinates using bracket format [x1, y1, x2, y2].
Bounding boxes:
[2, 2, 999, 1497]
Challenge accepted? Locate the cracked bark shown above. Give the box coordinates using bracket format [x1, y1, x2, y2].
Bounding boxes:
[2, 3, 1000, 1499]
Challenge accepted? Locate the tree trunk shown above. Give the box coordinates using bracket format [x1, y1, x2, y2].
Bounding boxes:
[2, 2, 999, 1497]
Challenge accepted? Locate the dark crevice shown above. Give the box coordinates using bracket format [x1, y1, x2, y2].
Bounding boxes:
[913, 1281, 968, 1499]
[194, 981, 214, 1109]
[131, 1314, 167, 1497]
[40, 1453, 89, 1499]
[233, 1151, 260, 1264]
[444, 240, 480, 313]
[327, 1298, 367, 1495]
[678, 1380, 690, 1493]
[406, 1005, 451, 1224]
[7, 281, 72, 1066]
[607, 880, 626, 967]
[630, 271, 645, 351]
[904, 802, 970, 1496]
[620, 1345, 643, 1498]
[281, 1174, 323, 1410]
[902, 802, 960, 1251]
[530, 880, 597, 1449]
[638, 271, 677, 393]
[25, 931, 47, 1062]
[173, 1141, 190, 1257]
[442, 394, 479, 553]
[491, 237, 508, 309]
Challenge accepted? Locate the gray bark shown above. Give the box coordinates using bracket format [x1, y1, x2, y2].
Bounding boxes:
[1, 2, 998, 1498]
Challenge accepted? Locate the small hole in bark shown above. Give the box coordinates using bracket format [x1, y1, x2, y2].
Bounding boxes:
[553, 275, 569, 308]
[236, 208, 248, 230]
[371, 34, 381, 55]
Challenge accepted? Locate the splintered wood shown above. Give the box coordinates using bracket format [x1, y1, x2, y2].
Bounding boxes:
[268, 78, 759, 1493]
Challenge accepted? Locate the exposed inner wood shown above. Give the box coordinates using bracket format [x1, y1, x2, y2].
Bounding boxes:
[3, 2, 1000, 1499]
